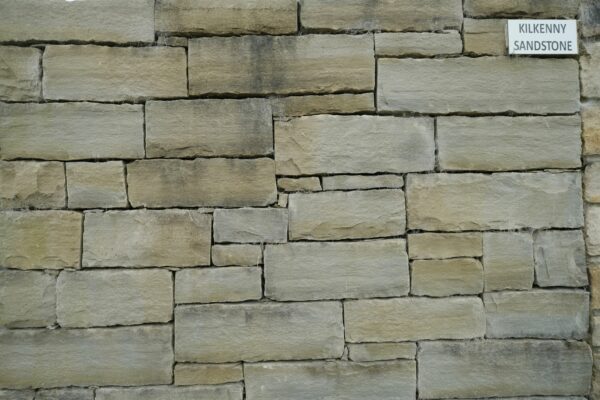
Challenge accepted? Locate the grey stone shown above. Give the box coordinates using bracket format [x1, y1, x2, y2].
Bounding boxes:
[322, 175, 404, 190]
[270, 93, 374, 117]
[0, 47, 41, 101]
[175, 267, 262, 304]
[586, 206, 600, 255]
[408, 232, 482, 260]
[211, 244, 262, 267]
[581, 0, 600, 37]
[213, 208, 288, 243]
[534, 230, 588, 287]
[0, 161, 65, 209]
[483, 232, 534, 291]
[375, 31, 462, 57]
[464, 0, 580, 17]
[583, 102, 600, 155]
[583, 42, 600, 99]
[35, 388, 93, 400]
[347, 343, 416, 362]
[586, 162, 600, 202]
[277, 177, 322, 192]
[0, 390, 34, 400]
[96, 384, 243, 400]
[464, 19, 506, 55]
[174, 364, 243, 386]
[411, 258, 483, 297]
[0, 270, 55, 328]
[66, 162, 127, 209]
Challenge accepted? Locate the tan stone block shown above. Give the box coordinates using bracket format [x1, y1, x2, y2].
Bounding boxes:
[587, 206, 600, 256]
[534, 230, 587, 287]
[270, 93, 374, 117]
[0, 47, 41, 101]
[465, 0, 580, 17]
[0, 161, 65, 209]
[96, 385, 243, 400]
[322, 175, 404, 190]
[277, 177, 322, 192]
[583, 42, 600, 99]
[375, 31, 462, 57]
[212, 244, 262, 267]
[213, 208, 288, 243]
[175, 267, 262, 304]
[584, 103, 600, 155]
[0, 270, 55, 328]
[0, 391, 34, 400]
[35, 389, 93, 400]
[483, 232, 534, 291]
[464, 19, 506, 55]
[174, 363, 243, 386]
[411, 258, 483, 297]
[347, 343, 416, 362]
[66, 162, 126, 209]
[408, 232, 482, 260]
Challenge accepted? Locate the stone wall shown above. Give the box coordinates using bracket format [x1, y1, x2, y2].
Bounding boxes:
[0, 0, 599, 398]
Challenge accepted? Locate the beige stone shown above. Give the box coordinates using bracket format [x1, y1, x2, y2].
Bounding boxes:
[0, 47, 41, 101]
[276, 116, 434, 175]
[378, 57, 579, 114]
[0, 391, 34, 400]
[0, 211, 82, 269]
[464, 19, 506, 55]
[322, 175, 404, 190]
[66, 162, 126, 209]
[411, 258, 483, 297]
[464, 0, 580, 17]
[175, 302, 344, 362]
[583, 42, 600, 99]
[345, 297, 485, 342]
[212, 244, 262, 267]
[534, 230, 587, 287]
[583, 103, 600, 155]
[96, 384, 243, 400]
[375, 31, 462, 57]
[174, 363, 243, 386]
[0, 326, 173, 389]
[146, 99, 273, 158]
[127, 158, 276, 208]
[277, 193, 288, 208]
[591, 266, 600, 310]
[83, 210, 211, 267]
[587, 163, 600, 202]
[43, 45, 187, 101]
[483, 232, 534, 291]
[213, 208, 288, 243]
[277, 177, 322, 192]
[270, 93, 374, 117]
[0, 161, 65, 209]
[35, 388, 93, 400]
[581, 0, 600, 37]
[593, 316, 600, 346]
[265, 240, 409, 301]
[289, 190, 405, 240]
[587, 206, 600, 255]
[347, 343, 416, 362]
[188, 35, 374, 95]
[407, 173, 583, 231]
[175, 267, 262, 304]
[0, 270, 55, 328]
[156, 35, 188, 47]
[408, 232, 482, 260]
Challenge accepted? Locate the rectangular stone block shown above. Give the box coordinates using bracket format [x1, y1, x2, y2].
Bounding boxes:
[378, 57, 579, 114]
[408, 232, 482, 260]
[175, 302, 344, 362]
[438, 116, 581, 170]
[345, 297, 485, 342]
[264, 240, 409, 301]
[0, 47, 41, 101]
[534, 230, 588, 287]
[270, 93, 374, 117]
[375, 31, 462, 57]
[418, 340, 592, 398]
[66, 162, 127, 209]
[213, 208, 288, 243]
[35, 388, 93, 400]
[584, 103, 600, 155]
[464, 0, 580, 17]
[0, 211, 82, 269]
[175, 267, 262, 304]
[592, 266, 600, 309]
[278, 177, 322, 192]
[322, 175, 404, 190]
[347, 343, 417, 362]
[156, 0, 296, 34]
[483, 232, 534, 291]
[586, 163, 600, 202]
[289, 190, 405, 240]
[0, 326, 173, 389]
[276, 116, 434, 175]
[0, 103, 144, 161]
[96, 385, 243, 400]
[464, 19, 506, 55]
[411, 258, 483, 297]
[0, 161, 65, 209]
[0, 270, 55, 328]
[127, 158, 276, 208]
[583, 42, 600, 99]
[581, 0, 600, 37]
[245, 361, 416, 400]
[174, 363, 243, 385]
[407, 173, 583, 231]
[212, 244, 262, 267]
[587, 206, 600, 255]
[0, 391, 34, 400]
[83, 210, 211, 267]
[146, 99, 273, 158]
[43, 45, 187, 101]
[188, 35, 374, 95]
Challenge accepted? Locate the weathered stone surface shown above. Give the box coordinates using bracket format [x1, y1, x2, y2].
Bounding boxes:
[347, 343, 416, 362]
[464, 19, 506, 55]
[375, 31, 462, 57]
[581, 0, 600, 37]
[438, 116, 581, 171]
[419, 340, 592, 398]
[587, 206, 600, 255]
[484, 290, 589, 339]
[583, 42, 600, 99]
[83, 210, 211, 267]
[146, 99, 273, 158]
[43, 45, 187, 101]
[0, 326, 173, 388]
[276, 116, 434, 175]
[0, 211, 82, 269]
[464, 0, 580, 17]
[156, 35, 188, 47]
[127, 158, 276, 208]
[411, 258, 483, 297]
[188, 35, 374, 95]
[175, 364, 243, 385]
[57, 269, 173, 327]
[270, 93, 374, 117]
[583, 103, 600, 155]
[587, 163, 600, 202]
[0, 390, 34, 400]
[265, 240, 408, 301]
[594, 316, 600, 346]
[277, 177, 322, 192]
[407, 173, 583, 231]
[36, 388, 93, 400]
[408, 232, 482, 260]
[175, 302, 344, 362]
[289, 190, 405, 240]
[592, 266, 600, 309]
[213, 208, 288, 243]
[0, 161, 65, 209]
[175, 267, 262, 304]
[0, 103, 144, 161]
[345, 297, 485, 342]
[483, 232, 534, 291]
[300, 0, 462, 31]
[212, 245, 262, 267]
[156, 0, 296, 35]
[378, 57, 579, 113]
[322, 175, 404, 190]
[534, 230, 587, 287]
[0, 47, 41, 101]
[0, 270, 55, 328]
[66, 162, 127, 209]
[96, 384, 243, 400]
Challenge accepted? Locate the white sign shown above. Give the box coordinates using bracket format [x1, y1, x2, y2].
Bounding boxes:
[507, 19, 578, 55]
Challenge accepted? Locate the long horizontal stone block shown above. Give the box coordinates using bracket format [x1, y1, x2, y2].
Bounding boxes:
[174, 363, 243, 385]
[411, 258, 483, 297]
[464, 0, 580, 17]
[375, 31, 462, 57]
[0, 47, 41, 101]
[270, 93, 374, 117]
[96, 384, 243, 400]
[213, 208, 288, 243]
[175, 267, 262, 304]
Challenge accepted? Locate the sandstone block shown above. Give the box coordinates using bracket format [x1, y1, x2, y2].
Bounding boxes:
[213, 208, 288, 243]
[483, 232, 534, 291]
[174, 363, 243, 385]
[465, 0, 580, 17]
[592, 266, 600, 309]
[211, 244, 262, 267]
[0, 161, 65, 209]
[66, 162, 127, 209]
[0, 270, 55, 328]
[581, 0, 600, 37]
[175, 267, 262, 304]
[96, 384, 243, 400]
[587, 163, 600, 202]
[265, 240, 409, 301]
[464, 19, 506, 55]
[277, 177, 322, 192]
[408, 232, 482, 260]
[270, 93, 374, 117]
[534, 230, 587, 287]
[0, 47, 41, 101]
[36, 388, 93, 400]
[586, 206, 600, 255]
[375, 32, 462, 57]
[583, 42, 600, 99]
[583, 103, 600, 155]
[411, 258, 483, 297]
[0, 391, 33, 400]
[175, 302, 344, 362]
[347, 343, 416, 362]
[322, 175, 404, 190]
[594, 316, 600, 346]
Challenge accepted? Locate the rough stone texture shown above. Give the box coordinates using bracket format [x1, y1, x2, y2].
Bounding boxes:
[411, 258, 483, 297]
[0, 211, 82, 269]
[300, 0, 462, 31]
[175, 267, 262, 304]
[0, 270, 55, 328]
[438, 116, 581, 171]
[0, 326, 173, 389]
[264, 240, 409, 301]
[407, 173, 583, 231]
[174, 364, 243, 386]
[419, 340, 592, 398]
[0, 391, 33, 400]
[408, 232, 482, 260]
[347, 343, 416, 362]
[345, 297, 485, 342]
[322, 175, 404, 190]
[146, 99, 273, 158]
[378, 58, 579, 114]
[464, 0, 580, 17]
[586, 206, 600, 256]
[270, 93, 374, 117]
[534, 230, 588, 287]
[289, 190, 405, 240]
[583, 103, 600, 155]
[66, 162, 127, 209]
[43, 45, 187, 101]
[594, 317, 600, 346]
[375, 31, 462, 57]
[213, 208, 288, 243]
[277, 177, 322, 192]
[156, 0, 296, 35]
[96, 384, 243, 400]
[57, 269, 173, 328]
[483, 232, 534, 291]
[83, 210, 211, 267]
[587, 163, 600, 203]
[175, 302, 344, 362]
[35, 388, 93, 400]
[592, 266, 600, 309]
[211, 244, 262, 267]
[127, 158, 277, 208]
[0, 102, 144, 161]
[0, 47, 41, 101]
[583, 42, 600, 99]
[188, 35, 374, 95]
[581, 0, 600, 37]
[275, 116, 434, 175]
[245, 361, 416, 400]
[0, 161, 65, 209]
[464, 19, 506, 55]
